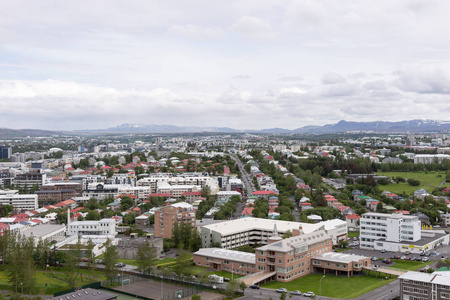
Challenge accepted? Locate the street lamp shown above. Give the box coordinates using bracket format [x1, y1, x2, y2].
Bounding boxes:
[233, 265, 243, 281]
[20, 282, 23, 296]
[320, 275, 325, 300]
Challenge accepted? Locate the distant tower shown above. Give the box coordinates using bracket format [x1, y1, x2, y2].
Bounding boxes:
[406, 133, 416, 146]
[272, 223, 279, 236]
[268, 223, 283, 244]
[67, 208, 71, 226]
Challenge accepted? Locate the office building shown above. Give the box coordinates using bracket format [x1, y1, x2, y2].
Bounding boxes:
[360, 212, 449, 253]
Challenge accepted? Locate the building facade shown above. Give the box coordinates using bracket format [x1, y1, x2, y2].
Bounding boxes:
[154, 202, 196, 239]
[399, 271, 450, 300]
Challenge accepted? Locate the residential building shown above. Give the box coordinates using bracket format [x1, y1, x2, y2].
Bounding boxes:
[0, 190, 38, 210]
[13, 171, 47, 190]
[414, 154, 450, 164]
[154, 202, 196, 239]
[399, 271, 450, 300]
[193, 248, 257, 276]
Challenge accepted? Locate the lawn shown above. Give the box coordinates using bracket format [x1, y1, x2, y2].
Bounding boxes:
[348, 231, 360, 238]
[262, 273, 394, 299]
[389, 259, 433, 271]
[0, 268, 107, 295]
[190, 266, 209, 275]
[375, 171, 447, 195]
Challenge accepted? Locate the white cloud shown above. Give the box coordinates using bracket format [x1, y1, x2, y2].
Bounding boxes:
[168, 24, 224, 40]
[231, 16, 276, 39]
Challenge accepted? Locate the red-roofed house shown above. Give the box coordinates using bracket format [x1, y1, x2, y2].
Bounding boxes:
[242, 206, 254, 216]
[443, 187, 450, 193]
[346, 214, 361, 228]
[297, 184, 311, 191]
[54, 199, 77, 209]
[326, 198, 339, 207]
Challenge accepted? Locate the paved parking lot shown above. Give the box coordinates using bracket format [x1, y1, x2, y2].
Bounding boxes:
[345, 244, 450, 260]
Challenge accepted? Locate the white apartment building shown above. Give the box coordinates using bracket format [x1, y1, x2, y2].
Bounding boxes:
[359, 212, 449, 253]
[201, 217, 347, 249]
[137, 173, 210, 193]
[414, 154, 450, 164]
[67, 218, 116, 236]
[156, 182, 201, 199]
[0, 190, 38, 210]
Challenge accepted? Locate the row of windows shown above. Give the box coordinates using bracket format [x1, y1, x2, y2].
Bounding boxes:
[403, 286, 429, 294]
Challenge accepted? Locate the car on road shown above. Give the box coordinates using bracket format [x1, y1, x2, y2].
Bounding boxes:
[381, 249, 386, 253]
[371, 257, 379, 261]
[422, 257, 430, 262]
[249, 285, 260, 289]
[276, 288, 288, 293]
[115, 262, 126, 267]
[95, 259, 104, 264]
[290, 290, 301, 295]
[304, 292, 315, 297]
[405, 251, 411, 255]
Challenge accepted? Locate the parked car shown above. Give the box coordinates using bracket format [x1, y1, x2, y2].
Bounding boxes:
[291, 290, 302, 295]
[276, 288, 288, 293]
[115, 262, 126, 267]
[304, 292, 315, 297]
[381, 249, 386, 253]
[382, 259, 392, 264]
[371, 257, 379, 261]
[394, 255, 401, 259]
[95, 259, 104, 264]
[405, 257, 411, 261]
[405, 251, 411, 255]
[400, 256, 406, 260]
[81, 258, 89, 262]
[420, 252, 425, 256]
[422, 257, 430, 262]
[249, 285, 260, 289]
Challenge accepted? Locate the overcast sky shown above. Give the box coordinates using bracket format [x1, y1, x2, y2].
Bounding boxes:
[1, 0, 450, 130]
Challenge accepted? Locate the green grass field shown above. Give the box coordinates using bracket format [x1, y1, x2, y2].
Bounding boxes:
[375, 171, 449, 195]
[0, 268, 107, 295]
[389, 259, 432, 271]
[348, 231, 360, 238]
[262, 273, 394, 298]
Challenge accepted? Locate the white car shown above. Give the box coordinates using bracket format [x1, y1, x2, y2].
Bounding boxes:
[304, 291, 315, 297]
[276, 288, 288, 293]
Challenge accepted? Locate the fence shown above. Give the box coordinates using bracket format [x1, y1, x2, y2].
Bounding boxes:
[103, 272, 203, 300]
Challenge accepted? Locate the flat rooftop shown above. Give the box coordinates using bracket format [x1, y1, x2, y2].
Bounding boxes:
[21, 224, 65, 238]
[194, 248, 255, 264]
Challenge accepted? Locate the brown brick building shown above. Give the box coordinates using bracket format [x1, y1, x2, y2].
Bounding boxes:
[36, 182, 82, 205]
[154, 202, 196, 239]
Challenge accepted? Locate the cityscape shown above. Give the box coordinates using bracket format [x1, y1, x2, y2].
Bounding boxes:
[2, 1, 450, 300]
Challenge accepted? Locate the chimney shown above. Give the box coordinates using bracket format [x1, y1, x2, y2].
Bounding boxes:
[67, 208, 70, 226]
[292, 229, 301, 237]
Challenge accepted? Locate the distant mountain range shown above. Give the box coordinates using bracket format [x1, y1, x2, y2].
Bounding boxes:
[102, 120, 450, 134]
[2, 119, 450, 138]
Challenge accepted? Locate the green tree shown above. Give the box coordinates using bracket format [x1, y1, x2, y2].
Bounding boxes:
[173, 248, 192, 277]
[239, 281, 247, 292]
[63, 241, 82, 289]
[225, 280, 239, 297]
[136, 241, 158, 275]
[103, 239, 119, 282]
[85, 210, 101, 220]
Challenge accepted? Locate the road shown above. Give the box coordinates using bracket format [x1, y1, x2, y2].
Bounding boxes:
[231, 154, 255, 197]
